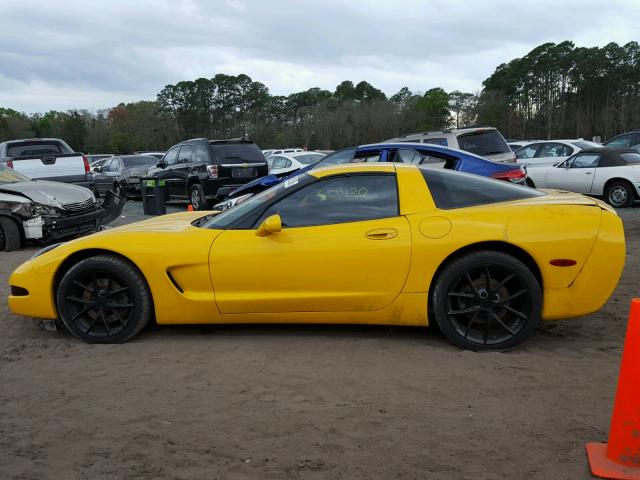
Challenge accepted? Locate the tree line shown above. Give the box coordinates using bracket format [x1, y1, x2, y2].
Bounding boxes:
[1, 41, 637, 153]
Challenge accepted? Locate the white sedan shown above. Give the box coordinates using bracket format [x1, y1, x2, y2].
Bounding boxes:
[267, 152, 326, 175]
[516, 139, 601, 167]
[527, 147, 640, 207]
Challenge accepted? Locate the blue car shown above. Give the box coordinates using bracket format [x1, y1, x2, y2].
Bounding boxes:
[219, 142, 527, 207]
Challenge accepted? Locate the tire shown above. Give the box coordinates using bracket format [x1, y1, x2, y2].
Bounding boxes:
[525, 178, 535, 188]
[432, 250, 541, 351]
[604, 180, 635, 208]
[0, 216, 21, 252]
[114, 182, 122, 197]
[56, 254, 152, 344]
[190, 184, 210, 210]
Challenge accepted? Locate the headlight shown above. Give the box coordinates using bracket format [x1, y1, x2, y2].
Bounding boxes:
[33, 204, 62, 216]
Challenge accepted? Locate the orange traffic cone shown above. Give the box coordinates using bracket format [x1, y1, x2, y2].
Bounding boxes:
[187, 204, 194, 212]
[586, 298, 640, 479]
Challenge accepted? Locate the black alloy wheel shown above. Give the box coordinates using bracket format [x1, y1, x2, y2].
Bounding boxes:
[56, 255, 151, 343]
[432, 251, 541, 350]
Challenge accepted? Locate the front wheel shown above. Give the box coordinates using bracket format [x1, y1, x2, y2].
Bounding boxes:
[432, 251, 541, 351]
[0, 217, 21, 252]
[605, 181, 635, 208]
[56, 255, 152, 344]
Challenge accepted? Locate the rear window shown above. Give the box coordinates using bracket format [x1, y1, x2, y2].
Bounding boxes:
[620, 152, 640, 164]
[122, 156, 157, 167]
[209, 143, 265, 164]
[456, 130, 510, 156]
[420, 167, 543, 210]
[7, 141, 71, 157]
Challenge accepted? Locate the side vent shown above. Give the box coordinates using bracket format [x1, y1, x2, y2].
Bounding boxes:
[166, 271, 184, 293]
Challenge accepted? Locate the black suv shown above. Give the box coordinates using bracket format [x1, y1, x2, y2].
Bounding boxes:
[147, 138, 268, 210]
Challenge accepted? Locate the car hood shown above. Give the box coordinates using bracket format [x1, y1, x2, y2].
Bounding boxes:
[108, 211, 219, 233]
[0, 180, 94, 208]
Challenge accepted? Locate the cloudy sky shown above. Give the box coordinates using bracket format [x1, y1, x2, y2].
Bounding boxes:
[1, 0, 639, 113]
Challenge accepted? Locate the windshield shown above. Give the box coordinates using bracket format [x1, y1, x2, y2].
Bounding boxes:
[122, 156, 157, 167]
[314, 147, 357, 167]
[456, 130, 510, 156]
[572, 141, 601, 150]
[200, 173, 312, 229]
[0, 164, 30, 183]
[294, 153, 325, 165]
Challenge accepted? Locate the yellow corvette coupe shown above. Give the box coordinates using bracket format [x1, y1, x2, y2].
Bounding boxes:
[8, 163, 625, 350]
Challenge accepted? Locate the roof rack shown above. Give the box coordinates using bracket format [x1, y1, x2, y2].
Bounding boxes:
[209, 137, 252, 144]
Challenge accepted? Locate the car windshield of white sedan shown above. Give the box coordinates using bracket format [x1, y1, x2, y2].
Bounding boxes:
[0, 164, 30, 183]
[199, 174, 313, 229]
[620, 152, 640, 164]
[421, 168, 544, 210]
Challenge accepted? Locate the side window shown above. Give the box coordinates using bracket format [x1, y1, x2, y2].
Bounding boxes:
[605, 134, 633, 148]
[257, 175, 398, 228]
[416, 152, 454, 169]
[195, 144, 209, 163]
[271, 156, 289, 169]
[101, 158, 114, 172]
[570, 153, 600, 168]
[178, 145, 193, 164]
[537, 143, 570, 158]
[390, 148, 420, 163]
[516, 145, 538, 159]
[352, 150, 382, 163]
[163, 147, 179, 165]
[112, 159, 121, 172]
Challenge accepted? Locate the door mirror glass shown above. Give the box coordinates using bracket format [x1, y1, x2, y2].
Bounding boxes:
[255, 214, 282, 237]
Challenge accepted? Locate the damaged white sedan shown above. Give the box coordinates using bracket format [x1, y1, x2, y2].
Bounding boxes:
[0, 165, 125, 251]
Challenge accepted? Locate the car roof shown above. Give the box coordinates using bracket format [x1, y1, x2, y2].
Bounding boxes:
[310, 162, 397, 178]
[574, 147, 638, 167]
[358, 141, 491, 161]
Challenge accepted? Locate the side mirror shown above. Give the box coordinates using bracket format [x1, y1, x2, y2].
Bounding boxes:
[255, 214, 282, 237]
[156, 160, 167, 169]
[564, 162, 570, 170]
[92, 166, 101, 173]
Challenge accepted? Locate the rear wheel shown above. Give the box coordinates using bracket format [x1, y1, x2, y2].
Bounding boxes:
[605, 181, 635, 208]
[0, 216, 21, 252]
[56, 255, 152, 344]
[432, 251, 541, 351]
[190, 184, 210, 210]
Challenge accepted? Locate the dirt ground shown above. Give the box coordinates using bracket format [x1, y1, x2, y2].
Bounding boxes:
[1, 201, 639, 480]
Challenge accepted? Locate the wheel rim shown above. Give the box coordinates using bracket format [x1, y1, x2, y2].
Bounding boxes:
[63, 270, 135, 338]
[0, 227, 5, 250]
[609, 186, 627, 207]
[115, 184, 121, 196]
[445, 264, 531, 346]
[191, 189, 201, 209]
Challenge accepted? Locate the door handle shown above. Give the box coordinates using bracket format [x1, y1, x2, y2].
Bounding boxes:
[586, 171, 592, 175]
[365, 228, 398, 240]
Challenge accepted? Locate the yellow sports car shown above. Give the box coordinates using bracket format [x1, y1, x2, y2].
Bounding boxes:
[8, 163, 625, 350]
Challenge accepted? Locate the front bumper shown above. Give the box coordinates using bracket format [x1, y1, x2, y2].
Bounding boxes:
[8, 260, 58, 319]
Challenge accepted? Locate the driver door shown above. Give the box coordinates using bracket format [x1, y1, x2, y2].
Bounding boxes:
[544, 153, 599, 193]
[209, 173, 411, 314]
